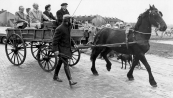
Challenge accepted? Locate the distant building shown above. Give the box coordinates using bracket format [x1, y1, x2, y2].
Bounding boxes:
[74, 15, 123, 26]
[0, 9, 15, 27]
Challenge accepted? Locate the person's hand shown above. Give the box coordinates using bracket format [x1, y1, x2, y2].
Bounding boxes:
[24, 21, 28, 24]
[50, 20, 56, 22]
[47, 19, 51, 21]
[54, 51, 59, 56]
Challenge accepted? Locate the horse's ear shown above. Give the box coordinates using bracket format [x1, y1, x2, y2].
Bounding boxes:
[152, 5, 155, 8]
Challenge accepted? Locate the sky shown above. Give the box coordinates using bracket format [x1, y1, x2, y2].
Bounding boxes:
[0, 0, 173, 24]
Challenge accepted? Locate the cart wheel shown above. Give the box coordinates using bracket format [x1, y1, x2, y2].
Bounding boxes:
[31, 41, 42, 60]
[69, 48, 80, 66]
[5, 34, 26, 66]
[37, 45, 57, 72]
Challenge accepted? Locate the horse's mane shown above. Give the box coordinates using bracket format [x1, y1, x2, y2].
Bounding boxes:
[134, 10, 150, 30]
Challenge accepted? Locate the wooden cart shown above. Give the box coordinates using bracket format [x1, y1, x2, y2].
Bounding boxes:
[5, 28, 84, 72]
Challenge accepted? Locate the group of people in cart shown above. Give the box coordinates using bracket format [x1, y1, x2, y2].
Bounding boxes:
[14, 3, 69, 29]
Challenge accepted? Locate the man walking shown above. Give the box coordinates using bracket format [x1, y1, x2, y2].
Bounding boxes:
[52, 14, 77, 86]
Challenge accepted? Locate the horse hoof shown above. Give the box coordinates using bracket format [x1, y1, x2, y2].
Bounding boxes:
[150, 81, 157, 87]
[107, 67, 111, 71]
[93, 73, 99, 76]
[128, 78, 134, 81]
[151, 84, 157, 87]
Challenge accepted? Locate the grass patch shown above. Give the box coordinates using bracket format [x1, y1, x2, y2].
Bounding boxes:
[147, 42, 173, 58]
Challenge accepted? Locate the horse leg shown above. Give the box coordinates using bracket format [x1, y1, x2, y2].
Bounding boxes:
[128, 60, 131, 69]
[90, 48, 102, 75]
[125, 61, 127, 69]
[138, 54, 157, 87]
[127, 55, 139, 80]
[121, 60, 123, 69]
[101, 48, 112, 71]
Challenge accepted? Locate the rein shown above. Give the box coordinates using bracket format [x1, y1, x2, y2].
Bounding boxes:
[129, 29, 151, 35]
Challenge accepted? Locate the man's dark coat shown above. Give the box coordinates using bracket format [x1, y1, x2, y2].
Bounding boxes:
[43, 11, 56, 20]
[52, 23, 72, 58]
[56, 8, 69, 25]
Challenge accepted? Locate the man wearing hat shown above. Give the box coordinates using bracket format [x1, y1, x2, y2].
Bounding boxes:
[56, 3, 69, 26]
[52, 14, 77, 86]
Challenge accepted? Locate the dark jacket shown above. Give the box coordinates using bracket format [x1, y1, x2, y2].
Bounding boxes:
[43, 11, 56, 20]
[52, 22, 72, 58]
[56, 8, 69, 25]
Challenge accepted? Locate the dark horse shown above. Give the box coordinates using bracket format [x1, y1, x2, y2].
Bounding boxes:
[90, 5, 167, 87]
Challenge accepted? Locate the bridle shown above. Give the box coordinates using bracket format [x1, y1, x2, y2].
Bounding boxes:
[129, 9, 162, 35]
[149, 9, 163, 30]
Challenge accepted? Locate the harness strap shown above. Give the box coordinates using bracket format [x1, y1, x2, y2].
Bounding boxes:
[130, 29, 151, 35]
[125, 27, 130, 49]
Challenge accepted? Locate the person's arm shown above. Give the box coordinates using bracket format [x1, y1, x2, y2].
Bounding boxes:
[52, 29, 62, 52]
[50, 12, 56, 20]
[15, 12, 27, 23]
[29, 11, 35, 23]
[56, 11, 63, 22]
[41, 11, 50, 21]
[42, 14, 50, 21]
[66, 10, 70, 14]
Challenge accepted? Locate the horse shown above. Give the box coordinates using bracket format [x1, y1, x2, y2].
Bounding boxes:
[90, 5, 167, 87]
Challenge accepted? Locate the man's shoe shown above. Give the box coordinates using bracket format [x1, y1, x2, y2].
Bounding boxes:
[53, 76, 63, 82]
[69, 80, 77, 85]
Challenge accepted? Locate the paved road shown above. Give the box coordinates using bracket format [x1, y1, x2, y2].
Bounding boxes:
[0, 44, 173, 98]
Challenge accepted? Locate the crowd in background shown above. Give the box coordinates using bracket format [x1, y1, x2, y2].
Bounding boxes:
[71, 20, 132, 44]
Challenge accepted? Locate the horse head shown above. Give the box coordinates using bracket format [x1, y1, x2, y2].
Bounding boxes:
[148, 5, 167, 31]
[135, 5, 167, 31]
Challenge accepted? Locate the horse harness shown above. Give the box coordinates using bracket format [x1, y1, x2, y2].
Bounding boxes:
[92, 28, 150, 49]
[125, 28, 150, 49]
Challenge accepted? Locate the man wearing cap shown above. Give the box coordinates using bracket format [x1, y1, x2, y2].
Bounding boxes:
[52, 14, 77, 86]
[56, 3, 69, 26]
[43, 4, 56, 21]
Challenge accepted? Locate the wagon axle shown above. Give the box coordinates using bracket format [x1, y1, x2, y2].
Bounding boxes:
[42, 56, 51, 62]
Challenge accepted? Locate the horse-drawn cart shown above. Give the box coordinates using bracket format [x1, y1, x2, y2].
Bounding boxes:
[5, 28, 84, 72]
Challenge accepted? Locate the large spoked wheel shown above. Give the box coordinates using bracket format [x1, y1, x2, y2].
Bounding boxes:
[69, 47, 80, 67]
[37, 45, 57, 72]
[5, 34, 26, 66]
[31, 41, 43, 60]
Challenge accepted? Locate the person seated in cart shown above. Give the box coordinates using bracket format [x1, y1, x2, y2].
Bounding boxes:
[43, 4, 56, 21]
[52, 14, 77, 86]
[26, 8, 31, 26]
[88, 26, 96, 44]
[56, 3, 69, 26]
[29, 3, 50, 29]
[43, 4, 57, 28]
[15, 6, 28, 29]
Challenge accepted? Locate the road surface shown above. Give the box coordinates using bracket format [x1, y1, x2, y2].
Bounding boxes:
[0, 44, 173, 98]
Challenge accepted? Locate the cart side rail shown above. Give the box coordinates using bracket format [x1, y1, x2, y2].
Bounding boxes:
[6, 28, 84, 42]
